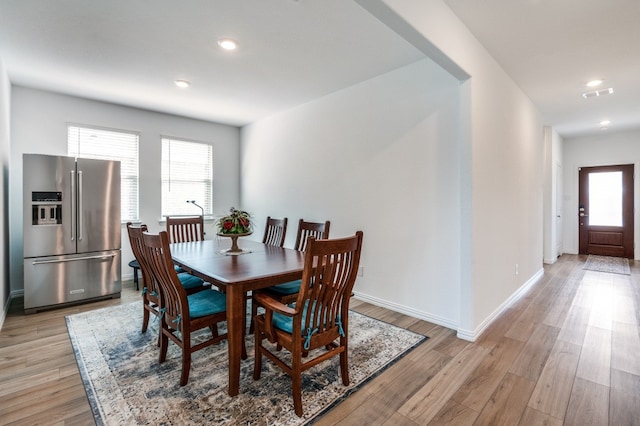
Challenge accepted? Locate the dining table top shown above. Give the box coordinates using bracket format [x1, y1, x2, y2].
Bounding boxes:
[169, 238, 305, 291]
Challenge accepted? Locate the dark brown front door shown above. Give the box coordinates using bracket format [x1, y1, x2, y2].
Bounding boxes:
[579, 164, 634, 258]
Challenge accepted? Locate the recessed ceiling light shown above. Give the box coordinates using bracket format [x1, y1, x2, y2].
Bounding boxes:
[218, 38, 238, 50]
[586, 79, 603, 87]
[600, 120, 611, 126]
[175, 80, 190, 88]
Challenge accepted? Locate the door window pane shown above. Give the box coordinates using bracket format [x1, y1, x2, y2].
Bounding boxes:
[589, 171, 622, 226]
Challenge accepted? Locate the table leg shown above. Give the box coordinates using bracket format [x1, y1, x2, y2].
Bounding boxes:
[226, 285, 243, 396]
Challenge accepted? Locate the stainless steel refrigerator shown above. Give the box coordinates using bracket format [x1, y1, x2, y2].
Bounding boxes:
[23, 154, 122, 313]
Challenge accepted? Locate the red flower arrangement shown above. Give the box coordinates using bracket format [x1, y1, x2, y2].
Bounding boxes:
[216, 207, 252, 235]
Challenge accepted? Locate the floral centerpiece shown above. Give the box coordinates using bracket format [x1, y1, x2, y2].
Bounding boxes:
[216, 207, 252, 235]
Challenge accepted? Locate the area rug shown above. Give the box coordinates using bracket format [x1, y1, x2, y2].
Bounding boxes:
[583, 254, 631, 275]
[66, 301, 426, 425]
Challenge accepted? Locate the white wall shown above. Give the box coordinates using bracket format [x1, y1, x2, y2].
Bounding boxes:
[9, 86, 241, 293]
[562, 129, 640, 258]
[543, 126, 564, 264]
[363, 0, 545, 338]
[0, 58, 11, 327]
[241, 59, 462, 328]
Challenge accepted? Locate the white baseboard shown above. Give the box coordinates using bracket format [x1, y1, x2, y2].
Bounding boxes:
[354, 267, 545, 344]
[456, 267, 544, 342]
[352, 291, 459, 331]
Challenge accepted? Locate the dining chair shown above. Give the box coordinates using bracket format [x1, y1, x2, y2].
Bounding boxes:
[127, 222, 208, 335]
[126, 223, 159, 334]
[166, 215, 205, 243]
[142, 230, 245, 386]
[262, 216, 288, 247]
[250, 219, 330, 332]
[253, 231, 363, 416]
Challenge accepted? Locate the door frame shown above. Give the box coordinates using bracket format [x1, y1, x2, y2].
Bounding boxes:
[572, 161, 638, 259]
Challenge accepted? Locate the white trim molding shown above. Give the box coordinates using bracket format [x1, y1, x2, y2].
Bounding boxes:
[456, 268, 544, 342]
[352, 291, 459, 331]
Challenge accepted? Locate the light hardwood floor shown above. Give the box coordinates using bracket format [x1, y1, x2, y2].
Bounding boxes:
[1, 254, 639, 425]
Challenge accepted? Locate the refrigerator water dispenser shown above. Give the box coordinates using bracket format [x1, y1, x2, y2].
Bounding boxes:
[31, 191, 62, 226]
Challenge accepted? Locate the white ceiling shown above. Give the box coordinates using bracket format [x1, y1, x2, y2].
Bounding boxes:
[1, 0, 639, 138]
[0, 0, 425, 126]
[443, 0, 640, 138]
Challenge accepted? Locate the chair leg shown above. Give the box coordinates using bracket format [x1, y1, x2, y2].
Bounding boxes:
[180, 349, 191, 386]
[340, 349, 350, 386]
[291, 354, 304, 417]
[253, 331, 263, 380]
[249, 294, 257, 334]
[159, 328, 169, 363]
[133, 268, 139, 291]
[141, 306, 150, 333]
[209, 323, 219, 338]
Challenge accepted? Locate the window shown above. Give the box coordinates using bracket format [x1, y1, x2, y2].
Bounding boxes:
[589, 171, 623, 226]
[68, 125, 139, 221]
[162, 137, 213, 216]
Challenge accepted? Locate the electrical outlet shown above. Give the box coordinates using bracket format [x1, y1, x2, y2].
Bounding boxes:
[358, 266, 364, 277]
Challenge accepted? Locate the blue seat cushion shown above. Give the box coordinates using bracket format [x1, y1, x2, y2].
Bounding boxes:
[268, 279, 302, 296]
[271, 300, 343, 349]
[272, 300, 324, 334]
[177, 273, 204, 290]
[187, 289, 227, 319]
[175, 264, 186, 274]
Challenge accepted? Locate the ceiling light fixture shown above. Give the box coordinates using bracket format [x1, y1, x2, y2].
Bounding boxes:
[582, 87, 614, 99]
[586, 79, 603, 87]
[600, 120, 611, 126]
[175, 80, 190, 88]
[218, 38, 238, 50]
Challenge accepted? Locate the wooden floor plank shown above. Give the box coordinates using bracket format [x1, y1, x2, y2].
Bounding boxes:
[473, 372, 536, 425]
[609, 368, 640, 426]
[518, 407, 564, 426]
[563, 377, 609, 426]
[527, 339, 581, 419]
[427, 399, 479, 426]
[397, 345, 490, 423]
[450, 336, 524, 412]
[575, 325, 611, 386]
[611, 320, 640, 376]
[508, 323, 560, 381]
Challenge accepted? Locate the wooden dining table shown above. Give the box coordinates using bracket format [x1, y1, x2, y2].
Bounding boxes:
[170, 237, 305, 396]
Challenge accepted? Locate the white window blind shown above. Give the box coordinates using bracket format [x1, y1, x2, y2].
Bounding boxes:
[162, 137, 213, 216]
[68, 125, 139, 221]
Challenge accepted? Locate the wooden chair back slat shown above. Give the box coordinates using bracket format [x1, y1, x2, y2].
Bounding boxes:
[166, 216, 205, 243]
[296, 232, 361, 335]
[262, 216, 288, 247]
[293, 219, 330, 252]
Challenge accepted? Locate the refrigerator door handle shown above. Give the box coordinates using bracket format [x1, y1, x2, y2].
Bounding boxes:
[78, 170, 83, 241]
[70, 170, 76, 241]
[31, 253, 117, 265]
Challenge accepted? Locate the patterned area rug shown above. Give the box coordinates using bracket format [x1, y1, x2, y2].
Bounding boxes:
[583, 255, 631, 275]
[66, 301, 426, 425]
